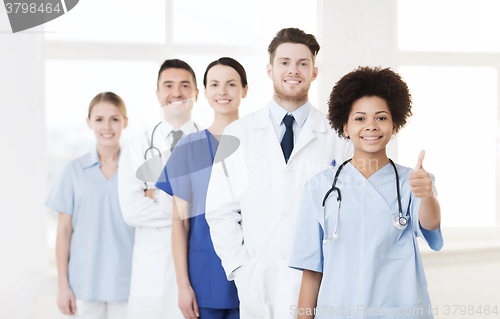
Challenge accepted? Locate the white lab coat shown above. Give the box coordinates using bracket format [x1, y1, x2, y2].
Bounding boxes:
[118, 120, 199, 319]
[206, 102, 353, 319]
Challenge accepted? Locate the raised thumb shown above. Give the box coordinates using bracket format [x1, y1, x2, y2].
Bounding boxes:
[414, 150, 425, 171]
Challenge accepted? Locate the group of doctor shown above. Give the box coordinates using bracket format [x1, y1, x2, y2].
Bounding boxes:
[47, 54, 248, 319]
[46, 26, 442, 319]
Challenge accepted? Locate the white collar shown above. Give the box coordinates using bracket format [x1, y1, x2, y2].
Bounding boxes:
[269, 98, 311, 128]
[159, 118, 197, 138]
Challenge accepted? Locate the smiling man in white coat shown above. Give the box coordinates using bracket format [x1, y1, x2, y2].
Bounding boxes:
[118, 59, 200, 319]
[205, 28, 353, 319]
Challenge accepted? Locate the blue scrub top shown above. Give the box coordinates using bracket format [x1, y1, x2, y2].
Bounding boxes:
[45, 147, 134, 302]
[289, 162, 443, 319]
[156, 129, 239, 309]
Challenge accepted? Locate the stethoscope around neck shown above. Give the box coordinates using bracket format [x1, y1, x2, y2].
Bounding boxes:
[143, 121, 200, 160]
[322, 158, 407, 244]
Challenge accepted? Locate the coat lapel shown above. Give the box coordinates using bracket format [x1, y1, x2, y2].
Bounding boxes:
[288, 106, 326, 162]
[253, 102, 284, 160]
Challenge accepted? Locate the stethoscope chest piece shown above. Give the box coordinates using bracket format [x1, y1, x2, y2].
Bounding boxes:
[394, 216, 408, 231]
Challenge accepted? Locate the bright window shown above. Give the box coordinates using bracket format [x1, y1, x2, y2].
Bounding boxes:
[398, 0, 500, 52]
[45, 59, 161, 162]
[44, 0, 166, 44]
[172, 0, 317, 47]
[397, 0, 500, 227]
[397, 67, 497, 227]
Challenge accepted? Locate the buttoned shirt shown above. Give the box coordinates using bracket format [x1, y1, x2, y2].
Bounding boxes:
[159, 118, 199, 146]
[269, 98, 311, 144]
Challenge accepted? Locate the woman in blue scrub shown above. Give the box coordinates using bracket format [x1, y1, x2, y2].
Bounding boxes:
[155, 57, 248, 319]
[46, 92, 134, 319]
[289, 67, 443, 319]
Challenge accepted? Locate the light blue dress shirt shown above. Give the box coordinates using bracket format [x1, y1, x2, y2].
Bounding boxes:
[289, 162, 443, 319]
[45, 147, 135, 302]
[268, 98, 311, 144]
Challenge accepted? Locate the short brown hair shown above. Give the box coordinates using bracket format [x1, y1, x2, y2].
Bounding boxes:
[268, 28, 320, 64]
[157, 59, 197, 89]
[88, 92, 127, 118]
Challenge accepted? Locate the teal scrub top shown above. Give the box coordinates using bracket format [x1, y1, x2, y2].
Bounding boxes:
[45, 148, 134, 302]
[289, 162, 443, 319]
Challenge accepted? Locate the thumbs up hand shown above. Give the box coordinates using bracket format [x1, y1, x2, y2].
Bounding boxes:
[408, 150, 434, 198]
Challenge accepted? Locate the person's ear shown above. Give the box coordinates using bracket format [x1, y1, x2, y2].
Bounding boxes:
[343, 123, 349, 138]
[393, 124, 397, 135]
[311, 66, 319, 82]
[86, 117, 92, 129]
[123, 117, 128, 129]
[242, 85, 248, 99]
[266, 63, 273, 80]
[156, 89, 161, 104]
[194, 88, 199, 102]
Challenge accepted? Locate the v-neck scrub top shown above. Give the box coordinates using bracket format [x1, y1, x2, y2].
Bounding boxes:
[45, 147, 135, 302]
[156, 130, 239, 309]
[289, 163, 443, 319]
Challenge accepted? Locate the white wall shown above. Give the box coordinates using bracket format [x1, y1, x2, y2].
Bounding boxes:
[0, 10, 47, 319]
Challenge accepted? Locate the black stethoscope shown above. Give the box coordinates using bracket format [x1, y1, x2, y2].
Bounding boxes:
[143, 121, 200, 160]
[322, 158, 407, 244]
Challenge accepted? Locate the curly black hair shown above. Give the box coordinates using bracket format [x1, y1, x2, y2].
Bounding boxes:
[327, 66, 412, 139]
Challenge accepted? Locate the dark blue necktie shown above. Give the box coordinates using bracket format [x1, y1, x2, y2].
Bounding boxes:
[280, 114, 294, 163]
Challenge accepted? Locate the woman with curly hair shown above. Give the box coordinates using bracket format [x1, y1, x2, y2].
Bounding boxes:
[289, 66, 443, 319]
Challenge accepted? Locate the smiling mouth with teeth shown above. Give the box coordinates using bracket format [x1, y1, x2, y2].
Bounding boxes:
[284, 80, 301, 84]
[362, 136, 382, 140]
[169, 100, 185, 105]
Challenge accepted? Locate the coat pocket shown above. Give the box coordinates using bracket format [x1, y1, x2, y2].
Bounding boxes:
[376, 212, 414, 261]
[188, 250, 211, 301]
[233, 257, 269, 318]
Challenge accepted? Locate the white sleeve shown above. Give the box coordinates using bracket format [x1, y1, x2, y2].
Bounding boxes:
[118, 144, 173, 228]
[205, 126, 250, 280]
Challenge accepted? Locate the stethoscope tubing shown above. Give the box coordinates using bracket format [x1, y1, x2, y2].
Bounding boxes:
[143, 121, 200, 160]
[322, 158, 406, 243]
